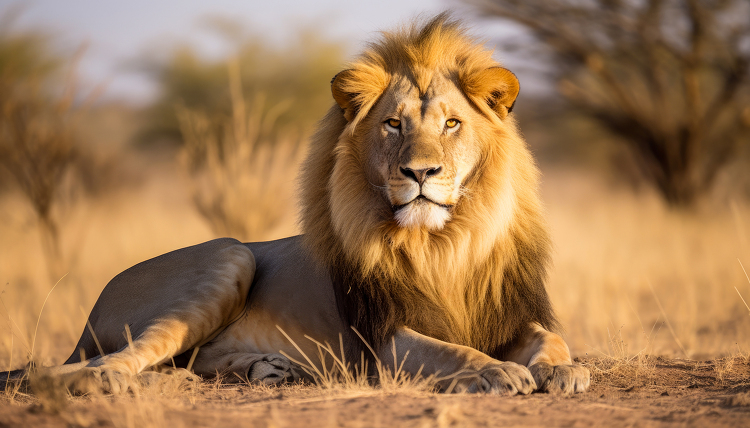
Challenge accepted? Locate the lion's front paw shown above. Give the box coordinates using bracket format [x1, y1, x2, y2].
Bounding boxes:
[453, 361, 536, 395]
[529, 362, 590, 394]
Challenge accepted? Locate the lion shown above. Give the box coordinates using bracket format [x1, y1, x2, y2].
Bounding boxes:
[3, 14, 589, 395]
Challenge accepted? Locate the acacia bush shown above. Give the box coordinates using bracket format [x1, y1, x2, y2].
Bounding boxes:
[469, 0, 750, 206]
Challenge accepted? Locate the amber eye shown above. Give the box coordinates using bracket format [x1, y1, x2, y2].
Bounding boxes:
[446, 119, 459, 128]
[386, 118, 401, 128]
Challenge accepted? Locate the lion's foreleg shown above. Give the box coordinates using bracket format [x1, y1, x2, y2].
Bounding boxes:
[505, 323, 590, 394]
[380, 327, 535, 395]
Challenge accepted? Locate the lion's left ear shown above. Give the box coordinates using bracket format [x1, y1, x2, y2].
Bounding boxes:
[462, 67, 520, 120]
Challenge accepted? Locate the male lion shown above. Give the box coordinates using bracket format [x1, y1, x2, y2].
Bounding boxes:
[6, 14, 589, 395]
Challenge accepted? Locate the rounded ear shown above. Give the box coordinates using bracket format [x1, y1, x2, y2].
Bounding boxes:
[462, 67, 520, 119]
[331, 70, 357, 122]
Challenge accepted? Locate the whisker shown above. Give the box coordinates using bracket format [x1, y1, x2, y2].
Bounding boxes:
[368, 180, 388, 190]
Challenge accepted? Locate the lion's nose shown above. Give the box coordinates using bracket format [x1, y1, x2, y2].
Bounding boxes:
[399, 166, 442, 185]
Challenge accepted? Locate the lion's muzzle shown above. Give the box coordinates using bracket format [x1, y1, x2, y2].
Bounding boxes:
[399, 166, 442, 185]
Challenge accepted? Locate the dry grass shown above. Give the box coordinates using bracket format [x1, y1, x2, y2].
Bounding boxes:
[0, 135, 749, 423]
[176, 58, 304, 241]
[1, 352, 438, 427]
[274, 327, 439, 394]
[542, 170, 750, 359]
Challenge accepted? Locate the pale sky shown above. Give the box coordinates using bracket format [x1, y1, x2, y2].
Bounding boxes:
[6, 0, 533, 104]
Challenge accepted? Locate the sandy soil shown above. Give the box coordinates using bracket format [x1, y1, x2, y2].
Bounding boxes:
[1, 356, 749, 427]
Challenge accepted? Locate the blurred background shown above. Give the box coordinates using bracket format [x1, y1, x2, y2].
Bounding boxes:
[0, 0, 748, 369]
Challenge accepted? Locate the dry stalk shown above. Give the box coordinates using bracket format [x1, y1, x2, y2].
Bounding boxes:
[176, 59, 304, 242]
[275, 325, 436, 394]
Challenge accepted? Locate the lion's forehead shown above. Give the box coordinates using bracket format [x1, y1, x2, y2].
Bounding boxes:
[385, 75, 471, 132]
[389, 73, 466, 107]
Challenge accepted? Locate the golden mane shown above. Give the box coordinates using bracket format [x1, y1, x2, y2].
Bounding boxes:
[299, 13, 558, 357]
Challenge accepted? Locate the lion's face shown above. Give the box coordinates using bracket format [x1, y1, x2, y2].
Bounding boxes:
[316, 21, 525, 271]
[363, 74, 482, 230]
[329, 57, 520, 236]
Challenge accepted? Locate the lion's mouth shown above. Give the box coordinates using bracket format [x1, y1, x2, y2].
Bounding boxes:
[392, 195, 454, 213]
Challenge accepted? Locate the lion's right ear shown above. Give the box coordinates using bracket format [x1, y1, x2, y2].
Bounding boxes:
[331, 68, 390, 126]
[331, 70, 358, 122]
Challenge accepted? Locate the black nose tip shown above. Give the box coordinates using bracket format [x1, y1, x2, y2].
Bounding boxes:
[400, 166, 442, 185]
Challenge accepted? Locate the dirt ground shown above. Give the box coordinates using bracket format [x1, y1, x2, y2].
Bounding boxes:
[1, 356, 749, 427]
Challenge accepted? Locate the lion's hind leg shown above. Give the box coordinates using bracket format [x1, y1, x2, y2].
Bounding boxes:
[57, 238, 257, 394]
[60, 319, 202, 394]
[507, 323, 590, 394]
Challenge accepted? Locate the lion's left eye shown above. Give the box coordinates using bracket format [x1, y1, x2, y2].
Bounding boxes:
[446, 119, 460, 128]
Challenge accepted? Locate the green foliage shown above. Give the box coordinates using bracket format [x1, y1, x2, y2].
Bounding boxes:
[138, 28, 345, 147]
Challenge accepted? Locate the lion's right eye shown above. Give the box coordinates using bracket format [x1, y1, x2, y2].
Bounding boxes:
[386, 118, 401, 129]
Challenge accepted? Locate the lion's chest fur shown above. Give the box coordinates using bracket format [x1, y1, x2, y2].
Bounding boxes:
[330, 227, 560, 362]
[332, 257, 515, 359]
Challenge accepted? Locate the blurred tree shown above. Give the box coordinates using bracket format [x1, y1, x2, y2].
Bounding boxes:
[469, 0, 750, 206]
[138, 22, 344, 148]
[0, 10, 97, 281]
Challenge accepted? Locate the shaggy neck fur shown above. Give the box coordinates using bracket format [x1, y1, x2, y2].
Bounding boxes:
[299, 14, 559, 361]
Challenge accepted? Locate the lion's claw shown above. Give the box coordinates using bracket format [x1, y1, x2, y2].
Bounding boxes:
[529, 361, 590, 394]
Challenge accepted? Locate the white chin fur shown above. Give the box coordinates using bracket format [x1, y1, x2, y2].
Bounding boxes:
[394, 202, 451, 230]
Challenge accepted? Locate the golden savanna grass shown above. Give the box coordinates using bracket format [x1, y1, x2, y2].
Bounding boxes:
[1, 163, 747, 369]
[542, 170, 750, 359]
[1, 138, 749, 427]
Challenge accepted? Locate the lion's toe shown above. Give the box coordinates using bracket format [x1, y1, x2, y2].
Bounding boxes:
[248, 354, 299, 385]
[60, 367, 104, 395]
[455, 362, 536, 396]
[101, 369, 133, 394]
[530, 362, 590, 394]
[487, 362, 536, 395]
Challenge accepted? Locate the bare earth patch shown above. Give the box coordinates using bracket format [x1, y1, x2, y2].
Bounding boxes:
[1, 356, 749, 427]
